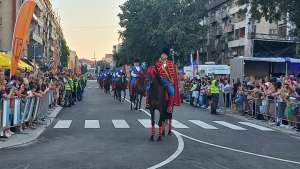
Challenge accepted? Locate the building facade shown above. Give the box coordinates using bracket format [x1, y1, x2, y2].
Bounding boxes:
[0, 0, 63, 69]
[207, 0, 299, 64]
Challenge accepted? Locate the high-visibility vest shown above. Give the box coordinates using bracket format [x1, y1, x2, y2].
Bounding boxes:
[64, 81, 72, 91]
[69, 80, 74, 90]
[74, 79, 79, 88]
[210, 80, 219, 94]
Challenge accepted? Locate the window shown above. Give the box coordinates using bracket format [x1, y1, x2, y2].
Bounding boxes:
[0, 17, 2, 26]
[240, 27, 245, 38]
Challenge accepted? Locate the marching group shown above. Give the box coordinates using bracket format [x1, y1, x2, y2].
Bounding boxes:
[182, 74, 300, 131]
[0, 68, 87, 138]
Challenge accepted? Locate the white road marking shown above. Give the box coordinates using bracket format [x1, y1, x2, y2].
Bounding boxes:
[112, 120, 130, 128]
[189, 120, 218, 129]
[238, 122, 274, 131]
[171, 120, 189, 128]
[214, 121, 247, 130]
[127, 96, 300, 166]
[148, 130, 184, 169]
[85, 120, 100, 129]
[137, 109, 184, 169]
[138, 119, 158, 128]
[54, 120, 72, 129]
[179, 132, 300, 165]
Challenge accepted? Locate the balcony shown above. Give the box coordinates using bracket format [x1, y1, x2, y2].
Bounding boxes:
[224, 24, 234, 33]
[228, 38, 246, 48]
[234, 20, 246, 29]
[248, 33, 299, 42]
[32, 32, 43, 44]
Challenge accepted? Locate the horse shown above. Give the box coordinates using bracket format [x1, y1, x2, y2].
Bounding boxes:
[114, 74, 128, 102]
[130, 73, 145, 110]
[145, 66, 172, 141]
[104, 75, 112, 94]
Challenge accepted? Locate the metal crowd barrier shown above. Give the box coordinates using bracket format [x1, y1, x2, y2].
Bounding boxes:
[233, 96, 300, 129]
[0, 90, 56, 137]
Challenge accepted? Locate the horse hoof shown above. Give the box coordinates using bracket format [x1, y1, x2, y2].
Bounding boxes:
[157, 136, 162, 142]
[150, 136, 154, 141]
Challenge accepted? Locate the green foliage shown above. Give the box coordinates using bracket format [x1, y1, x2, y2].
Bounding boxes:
[59, 37, 70, 68]
[237, 0, 300, 37]
[118, 0, 208, 66]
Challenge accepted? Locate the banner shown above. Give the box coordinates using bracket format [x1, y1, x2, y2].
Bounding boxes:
[11, 0, 36, 76]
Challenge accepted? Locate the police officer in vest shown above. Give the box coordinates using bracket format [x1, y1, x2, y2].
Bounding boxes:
[64, 75, 73, 107]
[209, 76, 220, 114]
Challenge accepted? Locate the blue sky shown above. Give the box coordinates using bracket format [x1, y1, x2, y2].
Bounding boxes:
[52, 0, 126, 59]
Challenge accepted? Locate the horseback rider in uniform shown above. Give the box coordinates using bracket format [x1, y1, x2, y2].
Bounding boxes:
[146, 48, 180, 113]
[129, 59, 143, 98]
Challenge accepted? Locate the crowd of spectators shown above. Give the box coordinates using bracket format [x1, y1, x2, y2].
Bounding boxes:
[0, 68, 87, 137]
[179, 74, 300, 131]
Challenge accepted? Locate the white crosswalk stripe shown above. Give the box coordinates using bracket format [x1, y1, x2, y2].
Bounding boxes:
[52, 119, 275, 132]
[138, 119, 158, 128]
[112, 120, 130, 128]
[54, 120, 72, 129]
[238, 122, 274, 131]
[171, 120, 189, 128]
[213, 121, 247, 130]
[189, 120, 218, 129]
[85, 120, 100, 129]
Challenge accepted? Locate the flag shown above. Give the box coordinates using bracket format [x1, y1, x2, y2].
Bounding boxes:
[196, 50, 200, 65]
[11, 0, 36, 76]
[190, 51, 195, 77]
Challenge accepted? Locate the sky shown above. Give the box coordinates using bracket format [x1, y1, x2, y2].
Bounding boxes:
[52, 0, 126, 60]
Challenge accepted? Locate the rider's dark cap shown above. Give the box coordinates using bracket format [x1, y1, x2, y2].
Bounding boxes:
[134, 59, 140, 63]
[161, 47, 170, 56]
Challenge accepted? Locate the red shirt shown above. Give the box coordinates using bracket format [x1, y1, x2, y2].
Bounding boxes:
[156, 60, 176, 82]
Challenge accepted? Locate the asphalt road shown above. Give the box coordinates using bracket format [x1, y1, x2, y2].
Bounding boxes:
[1, 80, 300, 169]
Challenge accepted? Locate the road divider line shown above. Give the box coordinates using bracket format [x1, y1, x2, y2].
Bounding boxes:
[214, 121, 247, 130]
[178, 132, 300, 165]
[189, 120, 218, 129]
[53, 120, 72, 129]
[112, 120, 130, 128]
[85, 120, 100, 129]
[238, 122, 274, 131]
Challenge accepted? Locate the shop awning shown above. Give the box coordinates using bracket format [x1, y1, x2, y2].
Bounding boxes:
[239, 56, 286, 63]
[0, 52, 33, 71]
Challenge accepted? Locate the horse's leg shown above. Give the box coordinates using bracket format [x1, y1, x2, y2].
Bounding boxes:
[157, 116, 164, 141]
[138, 94, 142, 109]
[135, 94, 139, 110]
[168, 113, 173, 135]
[123, 89, 126, 102]
[150, 109, 155, 141]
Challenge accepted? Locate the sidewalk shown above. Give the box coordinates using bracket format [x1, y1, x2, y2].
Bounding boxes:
[183, 100, 300, 137]
[0, 106, 63, 149]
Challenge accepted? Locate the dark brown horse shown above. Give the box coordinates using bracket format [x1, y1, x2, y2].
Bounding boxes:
[104, 74, 112, 94]
[130, 73, 145, 110]
[145, 67, 172, 141]
[114, 74, 128, 102]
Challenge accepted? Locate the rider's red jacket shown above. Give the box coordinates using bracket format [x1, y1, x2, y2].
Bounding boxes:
[155, 60, 176, 82]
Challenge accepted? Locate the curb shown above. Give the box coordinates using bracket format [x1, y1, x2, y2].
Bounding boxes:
[0, 106, 63, 150]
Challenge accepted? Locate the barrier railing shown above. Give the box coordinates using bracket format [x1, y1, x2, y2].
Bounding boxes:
[0, 90, 56, 138]
[233, 95, 300, 129]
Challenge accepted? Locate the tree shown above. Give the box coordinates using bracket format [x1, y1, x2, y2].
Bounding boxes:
[237, 0, 300, 37]
[118, 0, 208, 66]
[59, 37, 70, 67]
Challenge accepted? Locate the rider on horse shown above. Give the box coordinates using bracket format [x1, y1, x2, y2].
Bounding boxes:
[145, 48, 180, 113]
[129, 59, 143, 98]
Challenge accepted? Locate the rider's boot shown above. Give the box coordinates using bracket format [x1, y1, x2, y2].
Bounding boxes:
[167, 96, 174, 113]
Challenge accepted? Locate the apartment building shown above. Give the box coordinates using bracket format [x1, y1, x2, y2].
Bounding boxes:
[0, 0, 63, 68]
[207, 0, 298, 64]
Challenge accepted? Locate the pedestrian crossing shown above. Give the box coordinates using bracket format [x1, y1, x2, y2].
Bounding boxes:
[53, 119, 275, 132]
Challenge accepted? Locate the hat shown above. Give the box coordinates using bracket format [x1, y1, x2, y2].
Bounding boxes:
[161, 47, 170, 56]
[134, 59, 140, 63]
